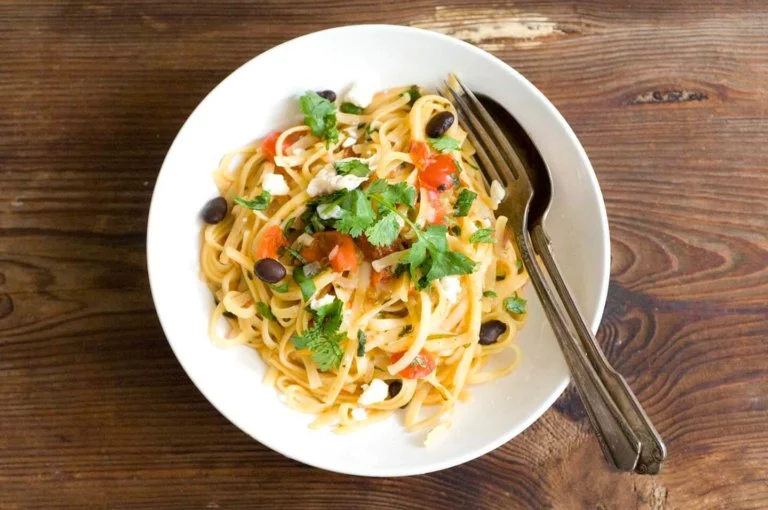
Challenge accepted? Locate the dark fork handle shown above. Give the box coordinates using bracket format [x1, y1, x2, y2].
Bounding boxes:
[517, 229, 642, 472]
[530, 223, 667, 474]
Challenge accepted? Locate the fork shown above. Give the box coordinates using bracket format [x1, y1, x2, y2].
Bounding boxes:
[446, 77, 665, 474]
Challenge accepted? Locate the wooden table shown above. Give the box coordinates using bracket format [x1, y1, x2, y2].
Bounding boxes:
[2, 1, 767, 508]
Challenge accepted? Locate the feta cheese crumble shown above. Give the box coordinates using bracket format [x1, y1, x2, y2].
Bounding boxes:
[262, 173, 291, 196]
[358, 378, 389, 406]
[307, 165, 368, 197]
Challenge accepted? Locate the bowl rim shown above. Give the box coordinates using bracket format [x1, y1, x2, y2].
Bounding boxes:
[146, 23, 610, 476]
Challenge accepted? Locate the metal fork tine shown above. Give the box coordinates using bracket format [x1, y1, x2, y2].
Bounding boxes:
[454, 77, 529, 184]
[444, 82, 507, 186]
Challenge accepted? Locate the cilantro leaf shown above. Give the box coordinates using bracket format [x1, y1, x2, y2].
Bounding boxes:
[340, 102, 364, 114]
[291, 298, 346, 371]
[483, 290, 497, 298]
[299, 91, 339, 143]
[364, 179, 416, 208]
[515, 260, 524, 272]
[365, 211, 401, 247]
[357, 330, 366, 357]
[271, 283, 289, 293]
[234, 191, 271, 211]
[428, 136, 461, 153]
[454, 189, 476, 217]
[422, 224, 449, 252]
[469, 228, 496, 244]
[335, 159, 371, 177]
[404, 86, 421, 106]
[256, 302, 276, 321]
[503, 293, 527, 315]
[425, 250, 476, 282]
[379, 181, 416, 208]
[292, 265, 316, 301]
[334, 189, 375, 237]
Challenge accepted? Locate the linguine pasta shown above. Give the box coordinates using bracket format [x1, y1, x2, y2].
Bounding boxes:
[199, 81, 529, 442]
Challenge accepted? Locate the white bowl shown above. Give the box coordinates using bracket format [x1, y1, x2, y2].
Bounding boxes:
[147, 24, 609, 477]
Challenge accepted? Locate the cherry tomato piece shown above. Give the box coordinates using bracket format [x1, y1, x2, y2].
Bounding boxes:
[419, 154, 458, 192]
[390, 349, 436, 379]
[409, 141, 430, 171]
[256, 225, 288, 260]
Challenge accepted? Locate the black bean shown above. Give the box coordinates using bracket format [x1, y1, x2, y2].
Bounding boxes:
[201, 197, 227, 224]
[388, 380, 403, 399]
[317, 90, 337, 102]
[478, 320, 507, 345]
[254, 258, 286, 284]
[426, 111, 455, 138]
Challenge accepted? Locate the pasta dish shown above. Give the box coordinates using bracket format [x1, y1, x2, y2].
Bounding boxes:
[199, 78, 529, 444]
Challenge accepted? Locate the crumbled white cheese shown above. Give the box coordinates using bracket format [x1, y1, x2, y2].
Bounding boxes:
[490, 180, 506, 209]
[307, 165, 368, 197]
[303, 261, 321, 278]
[262, 172, 291, 196]
[358, 378, 389, 406]
[345, 81, 377, 108]
[351, 407, 368, 421]
[309, 294, 335, 311]
[438, 276, 461, 304]
[424, 422, 451, 447]
[296, 233, 314, 246]
[317, 202, 344, 220]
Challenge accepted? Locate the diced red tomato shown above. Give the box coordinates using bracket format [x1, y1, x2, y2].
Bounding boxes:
[419, 154, 458, 192]
[426, 190, 447, 225]
[256, 225, 288, 259]
[390, 350, 436, 379]
[262, 131, 301, 163]
[261, 131, 281, 162]
[409, 141, 430, 171]
[329, 235, 358, 273]
[299, 232, 358, 273]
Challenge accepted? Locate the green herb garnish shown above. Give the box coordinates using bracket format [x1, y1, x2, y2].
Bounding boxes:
[469, 228, 496, 244]
[293, 265, 316, 302]
[428, 135, 461, 153]
[256, 302, 276, 321]
[483, 290, 497, 298]
[454, 189, 476, 217]
[357, 330, 367, 357]
[299, 91, 339, 143]
[335, 159, 371, 177]
[503, 293, 527, 315]
[404, 86, 421, 106]
[291, 298, 345, 371]
[515, 260, 523, 272]
[340, 102, 364, 114]
[398, 325, 413, 337]
[271, 282, 290, 293]
[234, 191, 271, 211]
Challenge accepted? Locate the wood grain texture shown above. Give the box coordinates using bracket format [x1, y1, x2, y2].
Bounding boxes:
[2, 1, 767, 508]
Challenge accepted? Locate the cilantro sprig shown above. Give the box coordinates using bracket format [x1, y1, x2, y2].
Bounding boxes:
[428, 135, 461, 153]
[503, 293, 527, 315]
[299, 91, 339, 144]
[340, 102, 364, 114]
[469, 228, 496, 244]
[335, 159, 371, 177]
[234, 191, 271, 211]
[454, 189, 476, 217]
[291, 298, 346, 371]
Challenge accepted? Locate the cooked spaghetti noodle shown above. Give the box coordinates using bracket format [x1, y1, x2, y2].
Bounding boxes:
[200, 79, 529, 442]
